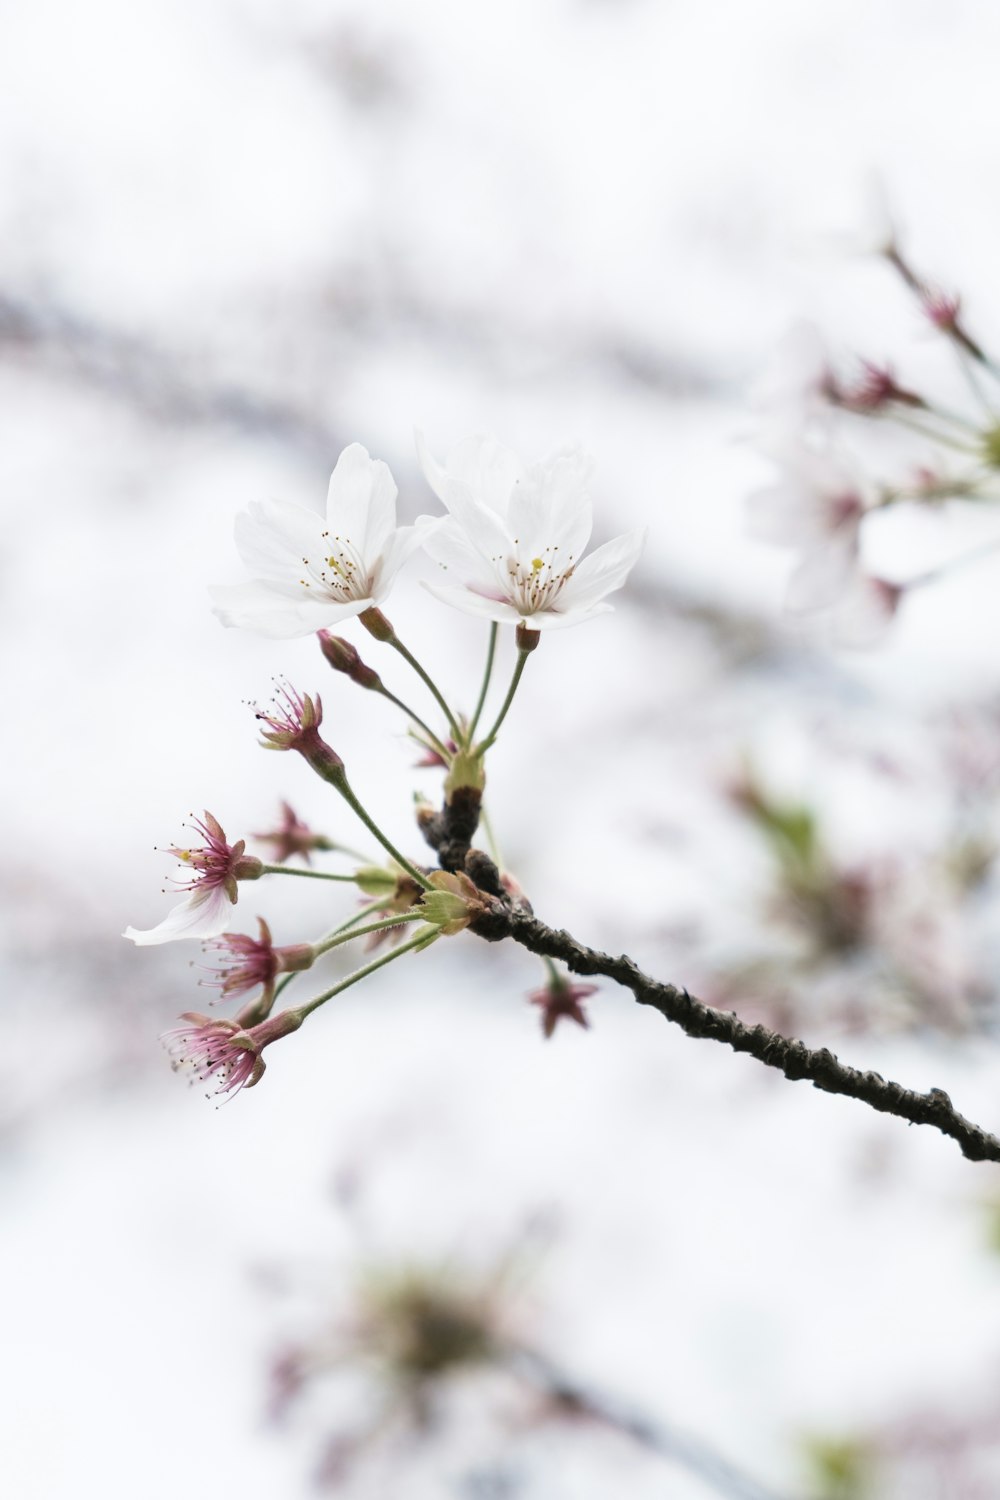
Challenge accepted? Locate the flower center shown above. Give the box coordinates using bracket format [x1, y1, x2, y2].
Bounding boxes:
[505, 543, 575, 615]
[298, 531, 369, 601]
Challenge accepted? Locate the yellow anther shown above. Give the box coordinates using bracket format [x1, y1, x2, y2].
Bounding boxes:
[531, 557, 544, 572]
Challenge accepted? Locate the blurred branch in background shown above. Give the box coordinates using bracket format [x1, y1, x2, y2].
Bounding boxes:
[266, 1194, 797, 1500]
[0, 289, 343, 463]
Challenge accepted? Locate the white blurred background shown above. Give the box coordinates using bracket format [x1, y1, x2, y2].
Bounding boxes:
[4, 2, 1000, 1496]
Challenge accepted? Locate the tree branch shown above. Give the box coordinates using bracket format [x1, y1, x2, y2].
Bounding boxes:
[470, 894, 1000, 1165]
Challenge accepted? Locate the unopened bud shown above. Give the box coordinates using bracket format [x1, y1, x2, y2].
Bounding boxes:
[317, 631, 384, 691]
[358, 606, 396, 643]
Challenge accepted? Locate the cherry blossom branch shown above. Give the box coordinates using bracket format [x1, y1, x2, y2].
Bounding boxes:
[471, 898, 1000, 1164]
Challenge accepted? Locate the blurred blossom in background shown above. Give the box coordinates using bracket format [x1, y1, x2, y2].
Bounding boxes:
[5, 1, 1000, 1496]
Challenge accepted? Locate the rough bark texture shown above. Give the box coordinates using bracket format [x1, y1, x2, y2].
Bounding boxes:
[462, 862, 1000, 1165]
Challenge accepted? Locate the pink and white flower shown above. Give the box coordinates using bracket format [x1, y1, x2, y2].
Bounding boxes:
[123, 812, 262, 946]
[210, 444, 424, 639]
[162, 1009, 303, 1098]
[416, 433, 645, 631]
[750, 322, 836, 445]
[747, 438, 870, 611]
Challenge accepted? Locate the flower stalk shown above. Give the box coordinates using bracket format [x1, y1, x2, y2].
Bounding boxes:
[359, 607, 462, 743]
[474, 637, 535, 756]
[297, 927, 438, 1020]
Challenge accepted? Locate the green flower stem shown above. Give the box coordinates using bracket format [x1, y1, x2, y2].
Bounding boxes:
[387, 635, 463, 743]
[332, 774, 433, 891]
[270, 902, 391, 1005]
[541, 955, 563, 988]
[479, 802, 503, 869]
[327, 900, 391, 936]
[889, 411, 979, 454]
[312, 911, 425, 957]
[296, 928, 438, 1019]
[475, 648, 531, 756]
[948, 348, 998, 422]
[376, 685, 453, 761]
[260, 864, 361, 882]
[465, 622, 498, 745]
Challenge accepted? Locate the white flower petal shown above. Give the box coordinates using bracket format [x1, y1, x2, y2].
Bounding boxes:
[422, 581, 526, 625]
[785, 534, 860, 612]
[326, 444, 398, 560]
[831, 575, 901, 648]
[509, 448, 594, 564]
[746, 481, 830, 547]
[209, 581, 375, 638]
[524, 602, 614, 631]
[416, 431, 522, 517]
[419, 515, 506, 594]
[369, 523, 427, 600]
[234, 499, 325, 581]
[557, 527, 646, 613]
[124, 887, 233, 946]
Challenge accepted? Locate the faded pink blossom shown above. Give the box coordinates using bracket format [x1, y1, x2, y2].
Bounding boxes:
[253, 801, 334, 865]
[124, 812, 263, 947]
[747, 439, 868, 612]
[922, 287, 962, 332]
[163, 1009, 303, 1098]
[528, 978, 597, 1038]
[256, 683, 345, 784]
[830, 574, 903, 649]
[836, 361, 923, 414]
[750, 322, 837, 444]
[201, 916, 314, 1005]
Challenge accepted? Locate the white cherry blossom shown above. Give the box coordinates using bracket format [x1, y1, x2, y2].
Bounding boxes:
[750, 321, 834, 447]
[747, 437, 869, 611]
[210, 444, 423, 639]
[416, 433, 645, 630]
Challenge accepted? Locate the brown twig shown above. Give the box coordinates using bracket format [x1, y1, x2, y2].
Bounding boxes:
[465, 874, 1000, 1165]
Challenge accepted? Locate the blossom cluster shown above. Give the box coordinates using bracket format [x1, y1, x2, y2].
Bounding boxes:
[750, 226, 1000, 644]
[128, 434, 642, 1095]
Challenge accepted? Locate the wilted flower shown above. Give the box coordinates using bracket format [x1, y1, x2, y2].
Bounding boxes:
[162, 1008, 303, 1097]
[210, 443, 424, 639]
[256, 683, 346, 785]
[253, 801, 335, 865]
[416, 433, 645, 630]
[201, 916, 315, 1009]
[123, 812, 262, 946]
[528, 975, 596, 1038]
